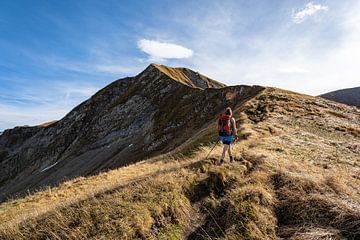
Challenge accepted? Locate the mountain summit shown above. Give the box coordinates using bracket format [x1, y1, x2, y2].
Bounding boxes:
[150, 64, 225, 89]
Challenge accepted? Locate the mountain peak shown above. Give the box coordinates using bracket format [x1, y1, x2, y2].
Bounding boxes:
[144, 63, 225, 89]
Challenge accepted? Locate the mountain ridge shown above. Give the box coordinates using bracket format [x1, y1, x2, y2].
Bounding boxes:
[0, 64, 263, 203]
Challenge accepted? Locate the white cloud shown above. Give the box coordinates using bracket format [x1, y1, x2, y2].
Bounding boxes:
[292, 2, 329, 23]
[137, 39, 193, 60]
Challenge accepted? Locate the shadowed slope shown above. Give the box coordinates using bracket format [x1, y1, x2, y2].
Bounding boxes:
[320, 86, 360, 108]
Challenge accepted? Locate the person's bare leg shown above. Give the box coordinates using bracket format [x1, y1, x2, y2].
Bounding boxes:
[228, 144, 233, 162]
[221, 144, 229, 163]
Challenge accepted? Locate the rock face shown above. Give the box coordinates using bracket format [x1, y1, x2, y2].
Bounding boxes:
[0, 64, 264, 202]
[320, 87, 360, 108]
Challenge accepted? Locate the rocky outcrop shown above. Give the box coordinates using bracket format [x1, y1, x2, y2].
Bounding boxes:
[0, 64, 264, 202]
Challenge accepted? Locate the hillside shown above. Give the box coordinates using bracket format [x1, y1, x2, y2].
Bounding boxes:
[0, 66, 359, 239]
[0, 64, 262, 203]
[320, 87, 360, 108]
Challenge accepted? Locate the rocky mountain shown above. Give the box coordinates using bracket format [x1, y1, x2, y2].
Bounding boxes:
[320, 87, 360, 108]
[0, 64, 264, 202]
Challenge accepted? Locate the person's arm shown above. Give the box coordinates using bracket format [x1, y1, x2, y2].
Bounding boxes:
[231, 117, 238, 138]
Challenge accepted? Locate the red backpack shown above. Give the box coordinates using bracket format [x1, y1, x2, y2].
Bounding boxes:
[218, 114, 232, 136]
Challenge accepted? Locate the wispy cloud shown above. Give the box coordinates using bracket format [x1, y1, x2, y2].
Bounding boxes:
[0, 104, 68, 131]
[292, 2, 329, 23]
[137, 39, 193, 61]
[158, 1, 359, 95]
[94, 65, 138, 75]
[41, 56, 140, 76]
[0, 80, 100, 130]
[277, 66, 310, 74]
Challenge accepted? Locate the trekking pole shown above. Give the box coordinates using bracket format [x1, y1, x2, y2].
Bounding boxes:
[205, 140, 219, 159]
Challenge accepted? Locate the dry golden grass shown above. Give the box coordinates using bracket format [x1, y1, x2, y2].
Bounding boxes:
[326, 110, 349, 119]
[0, 152, 191, 228]
[152, 64, 225, 89]
[153, 64, 198, 88]
[243, 88, 360, 239]
[37, 120, 58, 128]
[0, 140, 279, 239]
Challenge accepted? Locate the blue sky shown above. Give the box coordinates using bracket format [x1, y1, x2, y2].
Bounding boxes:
[0, 0, 359, 131]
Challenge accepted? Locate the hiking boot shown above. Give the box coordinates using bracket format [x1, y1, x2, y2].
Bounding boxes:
[230, 156, 234, 163]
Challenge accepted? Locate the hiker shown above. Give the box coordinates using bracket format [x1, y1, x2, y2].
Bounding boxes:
[217, 107, 238, 164]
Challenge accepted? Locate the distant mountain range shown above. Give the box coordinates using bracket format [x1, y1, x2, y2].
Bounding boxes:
[320, 87, 360, 108]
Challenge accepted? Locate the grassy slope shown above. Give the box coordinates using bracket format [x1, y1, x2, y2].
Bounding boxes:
[243, 88, 360, 239]
[1, 88, 360, 239]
